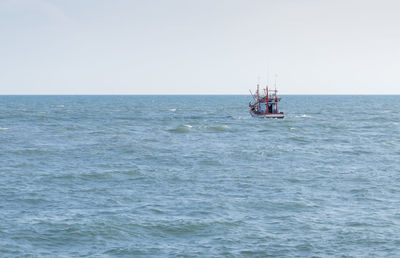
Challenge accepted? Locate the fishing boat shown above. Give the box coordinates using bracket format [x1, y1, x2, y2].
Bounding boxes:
[249, 84, 284, 119]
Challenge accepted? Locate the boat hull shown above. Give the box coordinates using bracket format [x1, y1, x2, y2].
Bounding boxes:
[250, 111, 284, 119]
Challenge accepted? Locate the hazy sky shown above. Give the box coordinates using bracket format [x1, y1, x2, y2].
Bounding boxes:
[1, 0, 399, 94]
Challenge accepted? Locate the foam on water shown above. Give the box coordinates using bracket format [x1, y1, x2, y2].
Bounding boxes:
[168, 125, 192, 133]
[1, 95, 400, 256]
[201, 125, 229, 132]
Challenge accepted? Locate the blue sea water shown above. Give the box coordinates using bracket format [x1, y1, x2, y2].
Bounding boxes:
[1, 95, 400, 257]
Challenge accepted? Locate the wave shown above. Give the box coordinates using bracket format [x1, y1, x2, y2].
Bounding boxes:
[167, 124, 229, 133]
[12, 148, 53, 155]
[182, 115, 234, 120]
[203, 125, 229, 132]
[168, 125, 192, 133]
[234, 116, 250, 120]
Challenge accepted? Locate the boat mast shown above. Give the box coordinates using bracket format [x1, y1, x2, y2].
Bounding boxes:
[274, 74, 278, 112]
[274, 74, 278, 102]
[266, 85, 269, 114]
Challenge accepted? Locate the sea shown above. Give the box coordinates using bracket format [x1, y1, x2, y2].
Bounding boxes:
[1, 95, 400, 257]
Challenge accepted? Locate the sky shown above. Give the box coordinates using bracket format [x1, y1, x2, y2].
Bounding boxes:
[0, 0, 399, 94]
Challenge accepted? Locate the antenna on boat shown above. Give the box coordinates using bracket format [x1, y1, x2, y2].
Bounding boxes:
[274, 73, 278, 98]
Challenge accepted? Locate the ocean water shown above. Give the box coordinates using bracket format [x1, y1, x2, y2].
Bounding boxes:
[1, 95, 400, 257]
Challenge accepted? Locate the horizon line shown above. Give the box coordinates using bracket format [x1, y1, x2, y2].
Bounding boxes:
[1, 93, 400, 96]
